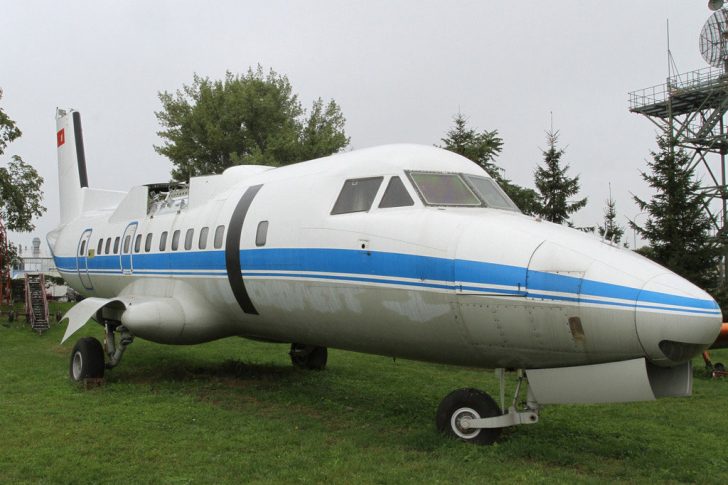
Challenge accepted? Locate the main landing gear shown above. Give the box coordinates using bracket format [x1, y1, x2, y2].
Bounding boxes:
[69, 321, 134, 382]
[289, 343, 327, 370]
[436, 369, 540, 445]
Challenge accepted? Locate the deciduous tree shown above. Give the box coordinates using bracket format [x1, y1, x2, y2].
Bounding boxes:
[155, 66, 349, 180]
[0, 88, 46, 233]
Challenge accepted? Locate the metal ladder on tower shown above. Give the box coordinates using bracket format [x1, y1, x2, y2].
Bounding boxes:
[24, 273, 49, 334]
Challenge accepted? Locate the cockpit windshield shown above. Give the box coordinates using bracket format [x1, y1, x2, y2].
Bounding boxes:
[407, 171, 521, 212]
[408, 172, 481, 206]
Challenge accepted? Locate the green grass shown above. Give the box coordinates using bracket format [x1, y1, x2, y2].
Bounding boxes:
[1, 307, 728, 484]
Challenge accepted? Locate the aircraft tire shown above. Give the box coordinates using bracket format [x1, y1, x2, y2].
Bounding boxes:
[69, 337, 105, 381]
[290, 344, 327, 370]
[436, 388, 502, 445]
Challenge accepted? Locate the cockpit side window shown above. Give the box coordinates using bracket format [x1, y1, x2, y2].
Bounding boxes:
[462, 175, 520, 212]
[379, 176, 414, 209]
[331, 177, 383, 215]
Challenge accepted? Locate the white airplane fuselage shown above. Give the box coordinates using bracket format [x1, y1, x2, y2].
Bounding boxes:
[48, 134, 722, 371]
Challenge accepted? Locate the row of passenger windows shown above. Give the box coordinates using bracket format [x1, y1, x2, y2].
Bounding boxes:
[81, 220, 271, 257]
[85, 225, 227, 256]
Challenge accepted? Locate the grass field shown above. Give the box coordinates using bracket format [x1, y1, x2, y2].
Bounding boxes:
[1, 306, 728, 484]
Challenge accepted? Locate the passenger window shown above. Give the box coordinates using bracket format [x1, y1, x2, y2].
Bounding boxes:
[134, 234, 142, 253]
[214, 225, 225, 249]
[105, 238, 111, 254]
[123, 235, 131, 253]
[159, 231, 168, 251]
[379, 176, 414, 208]
[97, 239, 103, 255]
[145, 233, 153, 252]
[185, 229, 194, 250]
[114, 237, 120, 254]
[256, 221, 268, 247]
[331, 177, 383, 215]
[171, 230, 180, 251]
[79, 240, 86, 256]
[199, 227, 209, 250]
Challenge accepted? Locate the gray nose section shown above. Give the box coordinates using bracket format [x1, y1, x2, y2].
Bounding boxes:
[635, 273, 722, 365]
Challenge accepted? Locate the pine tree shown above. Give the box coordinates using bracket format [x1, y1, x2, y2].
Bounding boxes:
[631, 135, 723, 290]
[533, 130, 587, 224]
[598, 191, 625, 245]
[439, 113, 539, 214]
[439, 113, 503, 179]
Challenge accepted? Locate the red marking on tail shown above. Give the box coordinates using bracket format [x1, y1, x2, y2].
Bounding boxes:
[57, 129, 65, 147]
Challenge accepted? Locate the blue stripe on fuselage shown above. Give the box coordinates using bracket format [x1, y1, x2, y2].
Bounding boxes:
[53, 247, 719, 313]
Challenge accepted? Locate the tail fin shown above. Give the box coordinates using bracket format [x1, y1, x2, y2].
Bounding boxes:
[56, 109, 89, 224]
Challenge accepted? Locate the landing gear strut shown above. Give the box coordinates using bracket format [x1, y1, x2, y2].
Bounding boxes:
[289, 343, 327, 370]
[436, 369, 539, 445]
[68, 321, 134, 382]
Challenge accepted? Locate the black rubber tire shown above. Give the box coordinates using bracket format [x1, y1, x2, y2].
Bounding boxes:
[69, 337, 105, 381]
[436, 388, 502, 445]
[290, 343, 328, 370]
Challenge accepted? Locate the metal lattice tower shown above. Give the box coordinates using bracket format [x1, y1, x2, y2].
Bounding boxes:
[628, 7, 728, 278]
[629, 67, 728, 234]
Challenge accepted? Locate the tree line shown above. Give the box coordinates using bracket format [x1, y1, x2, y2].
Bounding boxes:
[0, 67, 725, 311]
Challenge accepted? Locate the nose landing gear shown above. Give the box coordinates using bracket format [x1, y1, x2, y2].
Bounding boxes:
[436, 369, 540, 445]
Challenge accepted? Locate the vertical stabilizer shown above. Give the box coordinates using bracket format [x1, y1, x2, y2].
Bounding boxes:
[56, 109, 89, 224]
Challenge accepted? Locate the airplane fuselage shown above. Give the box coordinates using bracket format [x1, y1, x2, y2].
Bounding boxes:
[48, 144, 722, 370]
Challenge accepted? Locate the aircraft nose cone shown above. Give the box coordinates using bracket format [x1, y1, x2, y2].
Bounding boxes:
[635, 272, 722, 365]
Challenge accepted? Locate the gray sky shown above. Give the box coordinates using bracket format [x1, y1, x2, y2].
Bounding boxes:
[0, 0, 716, 252]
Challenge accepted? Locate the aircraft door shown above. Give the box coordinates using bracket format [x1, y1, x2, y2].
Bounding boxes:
[525, 241, 589, 302]
[76, 229, 94, 290]
[524, 241, 590, 352]
[120, 222, 138, 274]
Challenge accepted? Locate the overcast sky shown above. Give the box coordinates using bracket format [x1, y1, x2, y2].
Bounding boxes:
[0, 0, 718, 252]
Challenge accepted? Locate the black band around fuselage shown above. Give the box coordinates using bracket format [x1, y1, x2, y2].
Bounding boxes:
[225, 184, 263, 315]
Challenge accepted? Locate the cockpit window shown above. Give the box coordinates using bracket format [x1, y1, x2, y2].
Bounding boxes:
[331, 177, 383, 215]
[463, 175, 520, 212]
[379, 176, 414, 208]
[407, 172, 481, 206]
[407, 171, 521, 212]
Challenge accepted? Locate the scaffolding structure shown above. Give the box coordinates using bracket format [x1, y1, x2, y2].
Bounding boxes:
[629, 66, 728, 273]
[0, 218, 10, 305]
